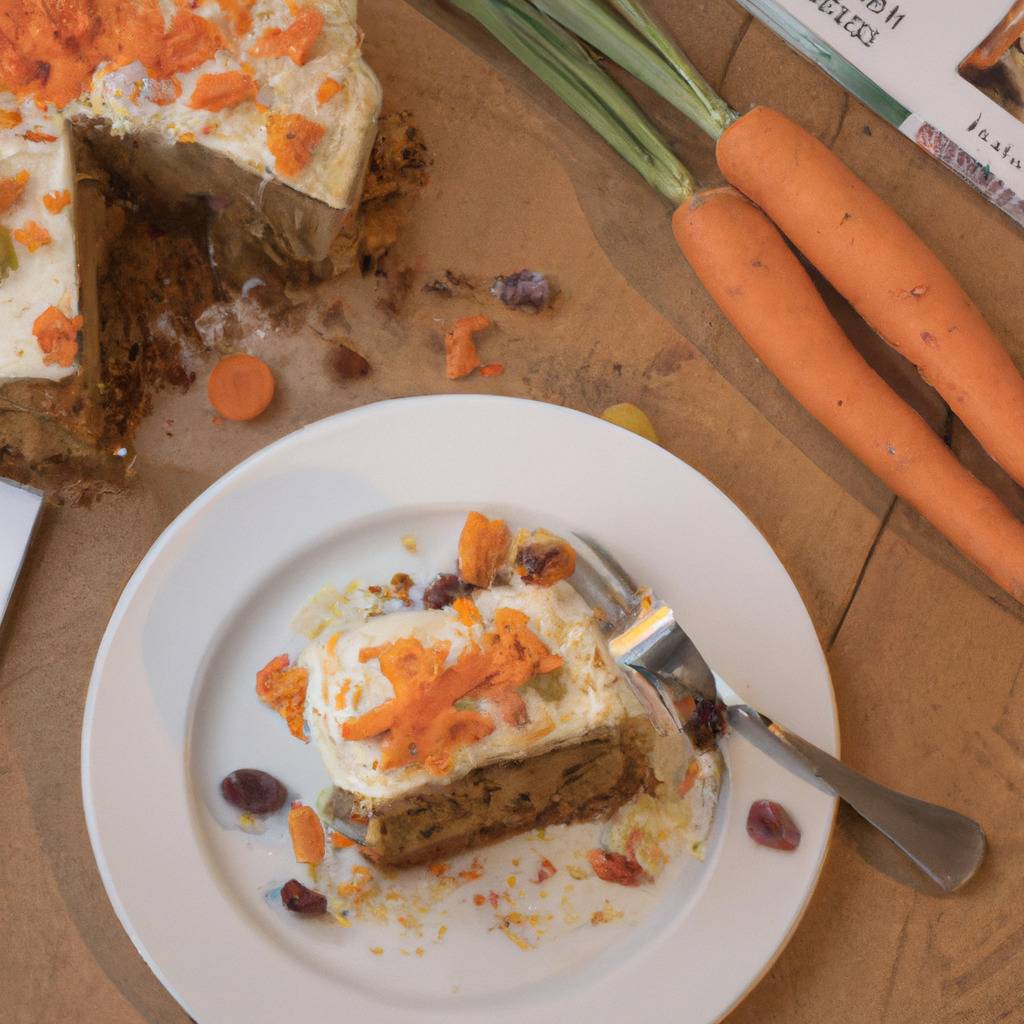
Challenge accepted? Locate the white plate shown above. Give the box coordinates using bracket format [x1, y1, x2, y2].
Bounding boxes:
[83, 395, 838, 1024]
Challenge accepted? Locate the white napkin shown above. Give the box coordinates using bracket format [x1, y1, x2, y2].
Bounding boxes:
[0, 478, 42, 628]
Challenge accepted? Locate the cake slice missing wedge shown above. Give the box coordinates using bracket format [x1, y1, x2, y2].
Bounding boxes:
[301, 518, 654, 867]
[0, 0, 380, 381]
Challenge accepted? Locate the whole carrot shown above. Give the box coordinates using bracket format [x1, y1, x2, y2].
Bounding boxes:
[674, 186, 1024, 601]
[716, 106, 1024, 489]
[453, 0, 1024, 601]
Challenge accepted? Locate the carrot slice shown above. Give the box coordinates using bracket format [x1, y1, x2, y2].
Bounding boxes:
[674, 186, 1024, 602]
[249, 7, 324, 65]
[288, 804, 325, 865]
[207, 353, 275, 421]
[717, 106, 1024, 491]
[266, 113, 325, 177]
[189, 71, 257, 112]
[457, 511, 509, 588]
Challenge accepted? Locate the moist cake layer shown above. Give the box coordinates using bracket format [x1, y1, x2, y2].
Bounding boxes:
[336, 724, 654, 868]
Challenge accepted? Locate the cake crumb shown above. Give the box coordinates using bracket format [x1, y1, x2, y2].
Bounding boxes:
[415, 947, 425, 957]
[591, 901, 624, 926]
[370, 947, 384, 955]
[401, 534, 418, 553]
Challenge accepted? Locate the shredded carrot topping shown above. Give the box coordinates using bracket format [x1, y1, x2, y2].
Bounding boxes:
[0, 169, 29, 214]
[14, 220, 51, 252]
[677, 757, 700, 797]
[215, 0, 256, 35]
[0, 109, 22, 129]
[266, 112, 325, 176]
[0, 1, 166, 107]
[444, 315, 490, 380]
[331, 831, 355, 849]
[452, 597, 481, 628]
[256, 653, 309, 741]
[342, 609, 563, 772]
[249, 7, 324, 65]
[32, 306, 81, 367]
[158, 10, 224, 78]
[43, 189, 71, 214]
[188, 70, 257, 111]
[23, 130, 57, 142]
[316, 76, 343, 104]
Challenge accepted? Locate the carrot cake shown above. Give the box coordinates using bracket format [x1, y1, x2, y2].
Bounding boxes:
[299, 514, 654, 866]
[0, 0, 381, 381]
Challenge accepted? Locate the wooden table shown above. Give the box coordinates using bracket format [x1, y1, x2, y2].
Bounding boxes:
[2, 3, 1021, 1021]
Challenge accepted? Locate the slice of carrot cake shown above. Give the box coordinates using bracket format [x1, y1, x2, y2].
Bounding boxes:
[301, 514, 653, 867]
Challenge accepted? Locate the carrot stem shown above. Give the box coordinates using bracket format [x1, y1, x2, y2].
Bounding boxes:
[452, 0, 696, 203]
[532, 0, 732, 138]
[604, 0, 735, 136]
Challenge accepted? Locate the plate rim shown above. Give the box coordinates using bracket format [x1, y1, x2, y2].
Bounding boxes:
[82, 393, 839, 1023]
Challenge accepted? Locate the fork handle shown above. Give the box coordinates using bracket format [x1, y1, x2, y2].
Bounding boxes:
[727, 704, 986, 892]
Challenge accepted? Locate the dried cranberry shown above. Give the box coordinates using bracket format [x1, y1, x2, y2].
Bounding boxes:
[422, 572, 469, 609]
[220, 769, 287, 815]
[746, 799, 801, 851]
[281, 879, 328, 915]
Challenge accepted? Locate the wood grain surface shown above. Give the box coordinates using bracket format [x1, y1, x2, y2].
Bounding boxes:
[1, 3, 1021, 1021]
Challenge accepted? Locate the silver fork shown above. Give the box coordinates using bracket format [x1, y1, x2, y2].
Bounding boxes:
[571, 533, 986, 893]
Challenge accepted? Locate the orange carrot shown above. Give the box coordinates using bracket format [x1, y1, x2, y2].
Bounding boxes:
[288, 804, 325, 865]
[444, 315, 491, 380]
[207, 353, 275, 421]
[717, 106, 1024, 490]
[249, 7, 324, 65]
[13, 220, 50, 252]
[316, 77, 343, 105]
[674, 187, 1024, 601]
[0, 170, 29, 214]
[266, 113, 325, 176]
[42, 189, 71, 214]
[457, 510, 509, 587]
[188, 71, 258, 111]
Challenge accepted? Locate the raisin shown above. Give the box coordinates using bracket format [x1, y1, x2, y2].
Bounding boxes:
[422, 572, 469, 609]
[220, 769, 287, 814]
[281, 879, 327, 915]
